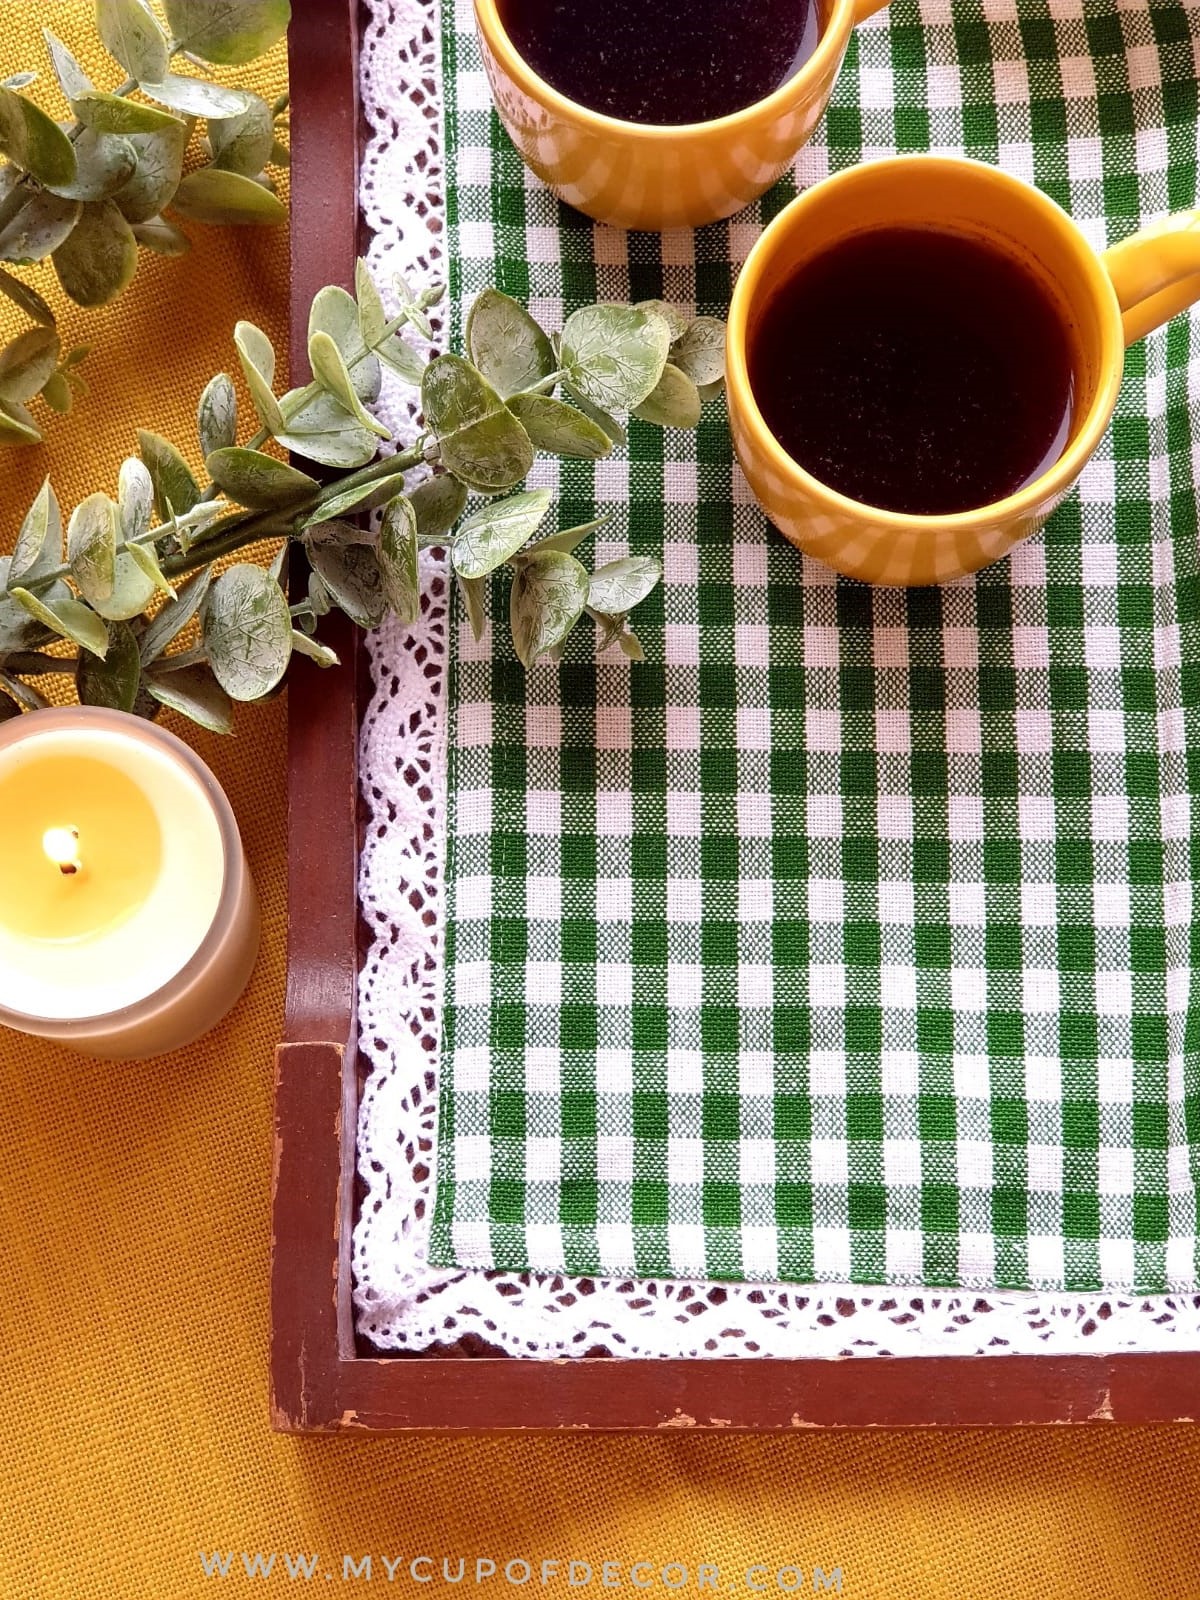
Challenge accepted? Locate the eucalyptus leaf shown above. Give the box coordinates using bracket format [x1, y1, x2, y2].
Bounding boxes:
[72, 92, 184, 135]
[466, 287, 554, 399]
[209, 94, 273, 175]
[355, 257, 385, 347]
[301, 470, 410, 525]
[163, 0, 291, 66]
[697, 378, 725, 404]
[112, 124, 186, 222]
[202, 561, 292, 701]
[619, 628, 646, 661]
[205, 446, 319, 509]
[67, 492, 117, 605]
[636, 299, 689, 343]
[0, 87, 75, 187]
[269, 136, 289, 168]
[290, 629, 338, 668]
[96, 0, 170, 84]
[233, 320, 283, 433]
[117, 456, 154, 544]
[308, 330, 388, 438]
[0, 557, 64, 652]
[0, 679, 33, 717]
[10, 586, 108, 657]
[138, 568, 210, 663]
[273, 389, 376, 468]
[587, 555, 662, 615]
[458, 573, 487, 643]
[144, 664, 233, 732]
[309, 285, 380, 400]
[588, 608, 626, 652]
[375, 333, 423, 386]
[631, 362, 701, 428]
[76, 619, 141, 711]
[303, 517, 374, 549]
[52, 199, 137, 306]
[409, 473, 468, 540]
[0, 264, 53, 324]
[561, 382, 626, 446]
[169, 166, 286, 224]
[138, 430, 200, 517]
[560, 303, 671, 414]
[0, 398, 40, 444]
[127, 540, 176, 600]
[0, 190, 81, 264]
[452, 487, 551, 580]
[670, 316, 726, 387]
[421, 353, 533, 492]
[94, 547, 161, 621]
[0, 327, 59, 403]
[306, 570, 331, 617]
[198, 371, 237, 458]
[378, 496, 421, 625]
[10, 479, 61, 583]
[509, 549, 590, 669]
[46, 128, 137, 202]
[130, 214, 190, 254]
[42, 30, 94, 102]
[41, 373, 73, 413]
[141, 75, 255, 121]
[529, 514, 609, 556]
[506, 393, 614, 459]
[306, 539, 387, 629]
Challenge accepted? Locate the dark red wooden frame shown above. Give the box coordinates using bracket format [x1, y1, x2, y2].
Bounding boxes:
[270, 0, 1200, 1431]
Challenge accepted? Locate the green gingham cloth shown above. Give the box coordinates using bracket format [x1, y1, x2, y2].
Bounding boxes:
[429, 0, 1200, 1290]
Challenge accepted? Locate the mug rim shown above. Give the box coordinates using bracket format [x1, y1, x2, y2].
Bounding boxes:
[726, 154, 1127, 534]
[473, 0, 858, 141]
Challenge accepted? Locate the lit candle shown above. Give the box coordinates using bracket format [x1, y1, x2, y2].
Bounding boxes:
[0, 707, 260, 1059]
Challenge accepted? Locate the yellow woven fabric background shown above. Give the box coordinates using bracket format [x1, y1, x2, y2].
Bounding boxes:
[5, 6, 1200, 1598]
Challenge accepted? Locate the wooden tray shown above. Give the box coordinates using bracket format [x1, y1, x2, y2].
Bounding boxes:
[270, 0, 1200, 1432]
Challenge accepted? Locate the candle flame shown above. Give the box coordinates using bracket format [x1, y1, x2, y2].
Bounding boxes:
[43, 826, 82, 876]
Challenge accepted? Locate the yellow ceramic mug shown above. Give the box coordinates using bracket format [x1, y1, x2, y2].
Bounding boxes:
[726, 155, 1200, 586]
[473, 0, 890, 231]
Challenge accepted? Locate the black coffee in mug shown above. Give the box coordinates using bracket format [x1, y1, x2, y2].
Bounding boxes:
[497, 0, 822, 125]
[748, 227, 1076, 516]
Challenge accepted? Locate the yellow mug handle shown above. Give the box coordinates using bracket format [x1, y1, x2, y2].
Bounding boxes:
[1103, 212, 1200, 346]
[852, 0, 891, 18]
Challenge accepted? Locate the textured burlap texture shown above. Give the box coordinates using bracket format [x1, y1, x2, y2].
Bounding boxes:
[5, 7, 1200, 1600]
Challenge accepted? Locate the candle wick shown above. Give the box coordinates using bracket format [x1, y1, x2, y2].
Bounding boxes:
[43, 825, 83, 876]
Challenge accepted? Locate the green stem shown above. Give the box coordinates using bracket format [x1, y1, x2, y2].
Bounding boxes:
[159, 511, 296, 580]
[316, 441, 428, 501]
[1, 650, 73, 675]
[152, 644, 206, 673]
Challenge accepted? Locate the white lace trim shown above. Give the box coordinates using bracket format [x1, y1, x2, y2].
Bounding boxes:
[351, 0, 1200, 1357]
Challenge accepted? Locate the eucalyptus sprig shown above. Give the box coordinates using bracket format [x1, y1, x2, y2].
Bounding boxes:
[0, 266, 726, 729]
[0, 0, 290, 448]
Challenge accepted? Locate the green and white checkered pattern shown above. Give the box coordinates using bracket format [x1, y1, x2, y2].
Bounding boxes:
[429, 0, 1200, 1289]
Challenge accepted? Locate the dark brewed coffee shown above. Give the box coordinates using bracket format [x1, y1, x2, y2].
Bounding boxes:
[497, 0, 821, 125]
[748, 227, 1076, 516]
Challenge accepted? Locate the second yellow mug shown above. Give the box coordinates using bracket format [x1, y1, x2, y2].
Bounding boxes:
[473, 0, 890, 231]
[726, 155, 1200, 586]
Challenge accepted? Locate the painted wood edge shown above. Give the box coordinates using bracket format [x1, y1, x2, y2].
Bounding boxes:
[271, 0, 1200, 1432]
[272, 0, 362, 1434]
